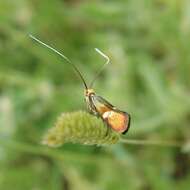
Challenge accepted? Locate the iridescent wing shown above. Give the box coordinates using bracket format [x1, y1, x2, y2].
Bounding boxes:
[89, 94, 131, 134]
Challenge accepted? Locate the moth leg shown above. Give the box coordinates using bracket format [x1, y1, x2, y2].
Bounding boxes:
[85, 98, 95, 114]
[105, 126, 111, 137]
[102, 117, 111, 137]
[88, 97, 99, 116]
[98, 114, 112, 136]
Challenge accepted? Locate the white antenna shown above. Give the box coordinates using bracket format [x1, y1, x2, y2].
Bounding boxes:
[89, 48, 110, 88]
[95, 48, 110, 65]
[29, 34, 71, 63]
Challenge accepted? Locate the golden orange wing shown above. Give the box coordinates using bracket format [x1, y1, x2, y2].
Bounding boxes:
[103, 111, 130, 133]
[90, 94, 131, 134]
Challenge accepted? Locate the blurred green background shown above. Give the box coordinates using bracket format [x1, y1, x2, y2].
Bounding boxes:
[0, 0, 190, 189]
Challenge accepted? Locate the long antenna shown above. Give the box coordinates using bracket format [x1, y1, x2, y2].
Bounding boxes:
[89, 48, 110, 88]
[29, 34, 88, 90]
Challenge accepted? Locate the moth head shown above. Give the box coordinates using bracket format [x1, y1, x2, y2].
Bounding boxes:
[85, 89, 95, 97]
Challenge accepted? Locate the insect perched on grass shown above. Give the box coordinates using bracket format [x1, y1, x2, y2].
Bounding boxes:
[29, 34, 131, 134]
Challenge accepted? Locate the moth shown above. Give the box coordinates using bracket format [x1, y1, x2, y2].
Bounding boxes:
[29, 34, 131, 134]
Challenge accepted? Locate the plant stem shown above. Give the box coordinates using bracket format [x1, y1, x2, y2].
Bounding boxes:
[120, 138, 183, 148]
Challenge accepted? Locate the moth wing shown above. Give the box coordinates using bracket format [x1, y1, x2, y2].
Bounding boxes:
[90, 95, 114, 114]
[90, 95, 131, 134]
[93, 95, 114, 108]
[103, 110, 131, 134]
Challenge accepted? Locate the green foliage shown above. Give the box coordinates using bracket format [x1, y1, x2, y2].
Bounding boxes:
[0, 0, 190, 190]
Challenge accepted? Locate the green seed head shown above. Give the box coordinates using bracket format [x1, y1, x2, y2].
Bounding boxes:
[42, 111, 120, 147]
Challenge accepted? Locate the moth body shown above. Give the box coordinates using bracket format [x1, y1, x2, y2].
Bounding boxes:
[85, 89, 131, 134]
